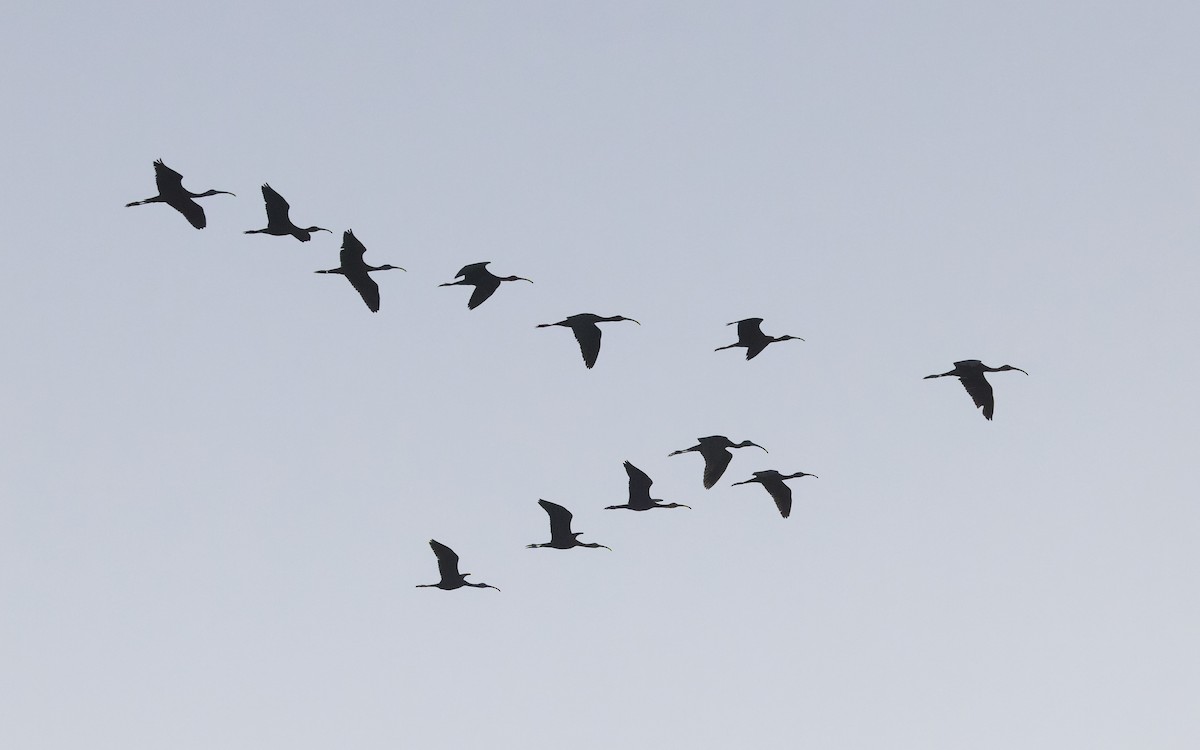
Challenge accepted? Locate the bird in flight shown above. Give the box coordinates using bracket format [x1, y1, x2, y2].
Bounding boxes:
[439, 262, 532, 309]
[415, 540, 500, 592]
[536, 313, 640, 369]
[125, 159, 234, 229]
[924, 359, 1028, 420]
[605, 461, 691, 511]
[244, 184, 330, 242]
[314, 230, 405, 312]
[731, 470, 817, 519]
[715, 318, 804, 360]
[669, 435, 767, 489]
[527, 499, 611, 550]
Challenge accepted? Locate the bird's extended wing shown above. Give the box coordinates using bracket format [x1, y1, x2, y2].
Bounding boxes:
[153, 160, 185, 193]
[763, 479, 793, 518]
[573, 324, 603, 368]
[539, 499, 574, 539]
[261, 184, 291, 222]
[735, 318, 764, 342]
[958, 373, 995, 420]
[340, 231, 368, 266]
[467, 278, 501, 310]
[702, 449, 733, 489]
[429, 540, 461, 582]
[166, 195, 206, 229]
[345, 270, 381, 313]
[624, 461, 653, 506]
[456, 262, 489, 278]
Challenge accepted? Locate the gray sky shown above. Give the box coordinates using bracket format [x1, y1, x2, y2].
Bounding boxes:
[2, 2, 1198, 748]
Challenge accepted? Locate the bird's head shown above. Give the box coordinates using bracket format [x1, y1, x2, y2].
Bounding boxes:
[614, 315, 641, 325]
[305, 226, 332, 234]
[376, 264, 406, 272]
[999, 364, 1029, 375]
[776, 335, 805, 342]
[738, 440, 768, 452]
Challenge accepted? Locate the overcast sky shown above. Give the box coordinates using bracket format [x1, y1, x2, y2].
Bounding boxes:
[3, 2, 1198, 748]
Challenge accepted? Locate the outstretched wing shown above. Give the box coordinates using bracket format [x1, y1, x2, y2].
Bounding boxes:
[429, 540, 461, 581]
[624, 461, 653, 507]
[467, 277, 501, 309]
[340, 230, 368, 266]
[344, 270, 381, 312]
[735, 318, 765, 342]
[763, 479, 794, 518]
[539, 499, 574, 539]
[261, 183, 292, 224]
[153, 159, 185, 194]
[958, 373, 995, 420]
[165, 195, 206, 229]
[702, 448, 733, 489]
[572, 323, 602, 368]
[455, 261, 490, 279]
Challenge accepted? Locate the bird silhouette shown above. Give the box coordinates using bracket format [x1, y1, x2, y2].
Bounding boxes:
[731, 470, 817, 518]
[669, 435, 767, 489]
[314, 230, 405, 312]
[526, 499, 611, 549]
[439, 262, 532, 309]
[536, 313, 640, 369]
[715, 318, 804, 360]
[125, 159, 234, 229]
[244, 184, 330, 241]
[605, 461, 691, 511]
[924, 359, 1028, 420]
[415, 540, 500, 591]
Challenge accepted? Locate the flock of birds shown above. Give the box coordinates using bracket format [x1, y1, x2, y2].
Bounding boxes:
[126, 159, 1030, 593]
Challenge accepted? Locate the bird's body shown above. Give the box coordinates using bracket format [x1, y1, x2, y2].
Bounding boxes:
[527, 499, 611, 549]
[439, 262, 532, 309]
[416, 540, 499, 591]
[245, 183, 329, 241]
[605, 461, 691, 511]
[731, 470, 817, 519]
[125, 159, 234, 229]
[715, 318, 804, 360]
[314, 230, 405, 312]
[924, 359, 1028, 420]
[536, 313, 640, 369]
[669, 435, 767, 489]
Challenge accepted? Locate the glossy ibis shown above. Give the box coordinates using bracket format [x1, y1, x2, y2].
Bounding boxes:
[439, 262, 532, 309]
[605, 461, 690, 511]
[669, 436, 767, 489]
[924, 360, 1028, 420]
[731, 470, 817, 519]
[314, 230, 405, 312]
[244, 184, 330, 241]
[125, 159, 234, 229]
[536, 313, 640, 369]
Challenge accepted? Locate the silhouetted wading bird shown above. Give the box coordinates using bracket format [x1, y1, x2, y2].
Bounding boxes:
[527, 499, 611, 550]
[715, 318, 804, 360]
[439, 262, 532, 310]
[731, 470, 817, 519]
[125, 159, 234, 229]
[605, 461, 691, 511]
[669, 435, 767, 489]
[536, 313, 640, 369]
[314, 230, 405, 312]
[416, 540, 500, 592]
[924, 359, 1028, 420]
[244, 184, 330, 242]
